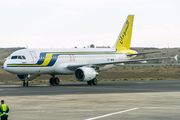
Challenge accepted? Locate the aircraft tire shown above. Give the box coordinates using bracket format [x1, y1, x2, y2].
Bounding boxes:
[92, 78, 98, 85]
[87, 81, 93, 85]
[50, 77, 55, 85]
[54, 77, 60, 85]
[26, 81, 28, 87]
[23, 81, 25, 87]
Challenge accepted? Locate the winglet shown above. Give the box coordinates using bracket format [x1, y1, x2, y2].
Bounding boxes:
[174, 54, 178, 61]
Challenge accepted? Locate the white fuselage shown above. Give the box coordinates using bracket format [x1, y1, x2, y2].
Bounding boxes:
[3, 48, 129, 75]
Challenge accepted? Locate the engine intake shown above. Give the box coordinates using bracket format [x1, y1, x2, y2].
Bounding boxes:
[74, 67, 98, 81]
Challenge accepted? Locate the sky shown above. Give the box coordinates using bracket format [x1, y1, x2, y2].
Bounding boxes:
[0, 0, 180, 48]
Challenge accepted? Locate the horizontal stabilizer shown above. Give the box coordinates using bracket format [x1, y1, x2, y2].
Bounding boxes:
[174, 54, 178, 61]
[127, 51, 162, 56]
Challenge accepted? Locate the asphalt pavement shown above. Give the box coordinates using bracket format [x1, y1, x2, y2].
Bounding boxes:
[1, 80, 180, 120]
[1, 80, 180, 96]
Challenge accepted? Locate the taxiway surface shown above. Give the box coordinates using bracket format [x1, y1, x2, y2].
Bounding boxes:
[1, 80, 180, 96]
[1, 80, 180, 120]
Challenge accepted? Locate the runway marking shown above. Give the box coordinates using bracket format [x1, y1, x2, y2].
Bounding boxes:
[85, 108, 139, 120]
[142, 107, 180, 109]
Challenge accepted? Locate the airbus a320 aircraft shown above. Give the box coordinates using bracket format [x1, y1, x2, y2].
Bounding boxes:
[3, 15, 178, 87]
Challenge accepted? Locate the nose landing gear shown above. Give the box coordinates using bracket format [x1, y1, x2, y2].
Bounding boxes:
[23, 81, 29, 87]
[23, 76, 29, 87]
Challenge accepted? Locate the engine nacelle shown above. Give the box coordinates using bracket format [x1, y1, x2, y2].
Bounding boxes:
[74, 67, 98, 81]
[17, 74, 40, 81]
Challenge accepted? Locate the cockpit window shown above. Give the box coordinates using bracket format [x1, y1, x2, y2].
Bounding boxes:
[22, 56, 26, 59]
[11, 56, 18, 59]
[18, 56, 22, 59]
[11, 55, 26, 60]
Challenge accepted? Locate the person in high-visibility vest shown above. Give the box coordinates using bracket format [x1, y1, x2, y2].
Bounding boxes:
[0, 100, 9, 120]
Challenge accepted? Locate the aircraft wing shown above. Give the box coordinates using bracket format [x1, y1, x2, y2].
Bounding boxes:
[67, 55, 178, 70]
[127, 51, 162, 56]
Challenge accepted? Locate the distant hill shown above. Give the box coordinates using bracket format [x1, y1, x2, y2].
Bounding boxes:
[0, 47, 25, 66]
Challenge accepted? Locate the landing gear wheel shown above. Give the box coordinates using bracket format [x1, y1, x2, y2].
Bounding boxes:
[87, 78, 98, 85]
[23, 81, 28, 87]
[50, 77, 55, 85]
[49, 77, 60, 85]
[26, 81, 29, 87]
[87, 81, 93, 85]
[92, 78, 98, 85]
[23, 81, 25, 87]
[54, 77, 60, 85]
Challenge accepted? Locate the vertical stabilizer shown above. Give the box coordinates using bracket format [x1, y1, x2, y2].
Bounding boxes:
[113, 15, 134, 50]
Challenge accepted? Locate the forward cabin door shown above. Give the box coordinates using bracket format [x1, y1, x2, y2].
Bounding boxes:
[29, 51, 41, 73]
[30, 51, 38, 64]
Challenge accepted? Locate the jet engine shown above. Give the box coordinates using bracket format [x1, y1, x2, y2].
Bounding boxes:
[74, 67, 98, 81]
[17, 74, 40, 81]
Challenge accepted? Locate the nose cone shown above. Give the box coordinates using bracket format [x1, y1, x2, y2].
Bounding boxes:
[3, 60, 23, 74]
[3, 61, 8, 71]
[3, 61, 15, 73]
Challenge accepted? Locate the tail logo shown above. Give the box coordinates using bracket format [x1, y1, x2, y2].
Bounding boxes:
[119, 20, 130, 44]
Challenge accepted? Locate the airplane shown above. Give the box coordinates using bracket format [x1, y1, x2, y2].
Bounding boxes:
[3, 15, 178, 87]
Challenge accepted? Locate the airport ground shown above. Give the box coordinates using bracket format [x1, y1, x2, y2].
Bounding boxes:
[1, 80, 180, 120]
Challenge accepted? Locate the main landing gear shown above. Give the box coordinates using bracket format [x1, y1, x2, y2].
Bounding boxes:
[87, 78, 98, 85]
[49, 75, 60, 85]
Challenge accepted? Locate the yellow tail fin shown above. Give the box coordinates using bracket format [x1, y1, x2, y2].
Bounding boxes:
[114, 15, 134, 50]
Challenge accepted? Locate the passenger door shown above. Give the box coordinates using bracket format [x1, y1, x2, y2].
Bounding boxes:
[29, 51, 38, 64]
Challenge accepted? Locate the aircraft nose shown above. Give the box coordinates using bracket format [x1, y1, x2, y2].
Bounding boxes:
[3, 61, 7, 69]
[3, 61, 9, 71]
